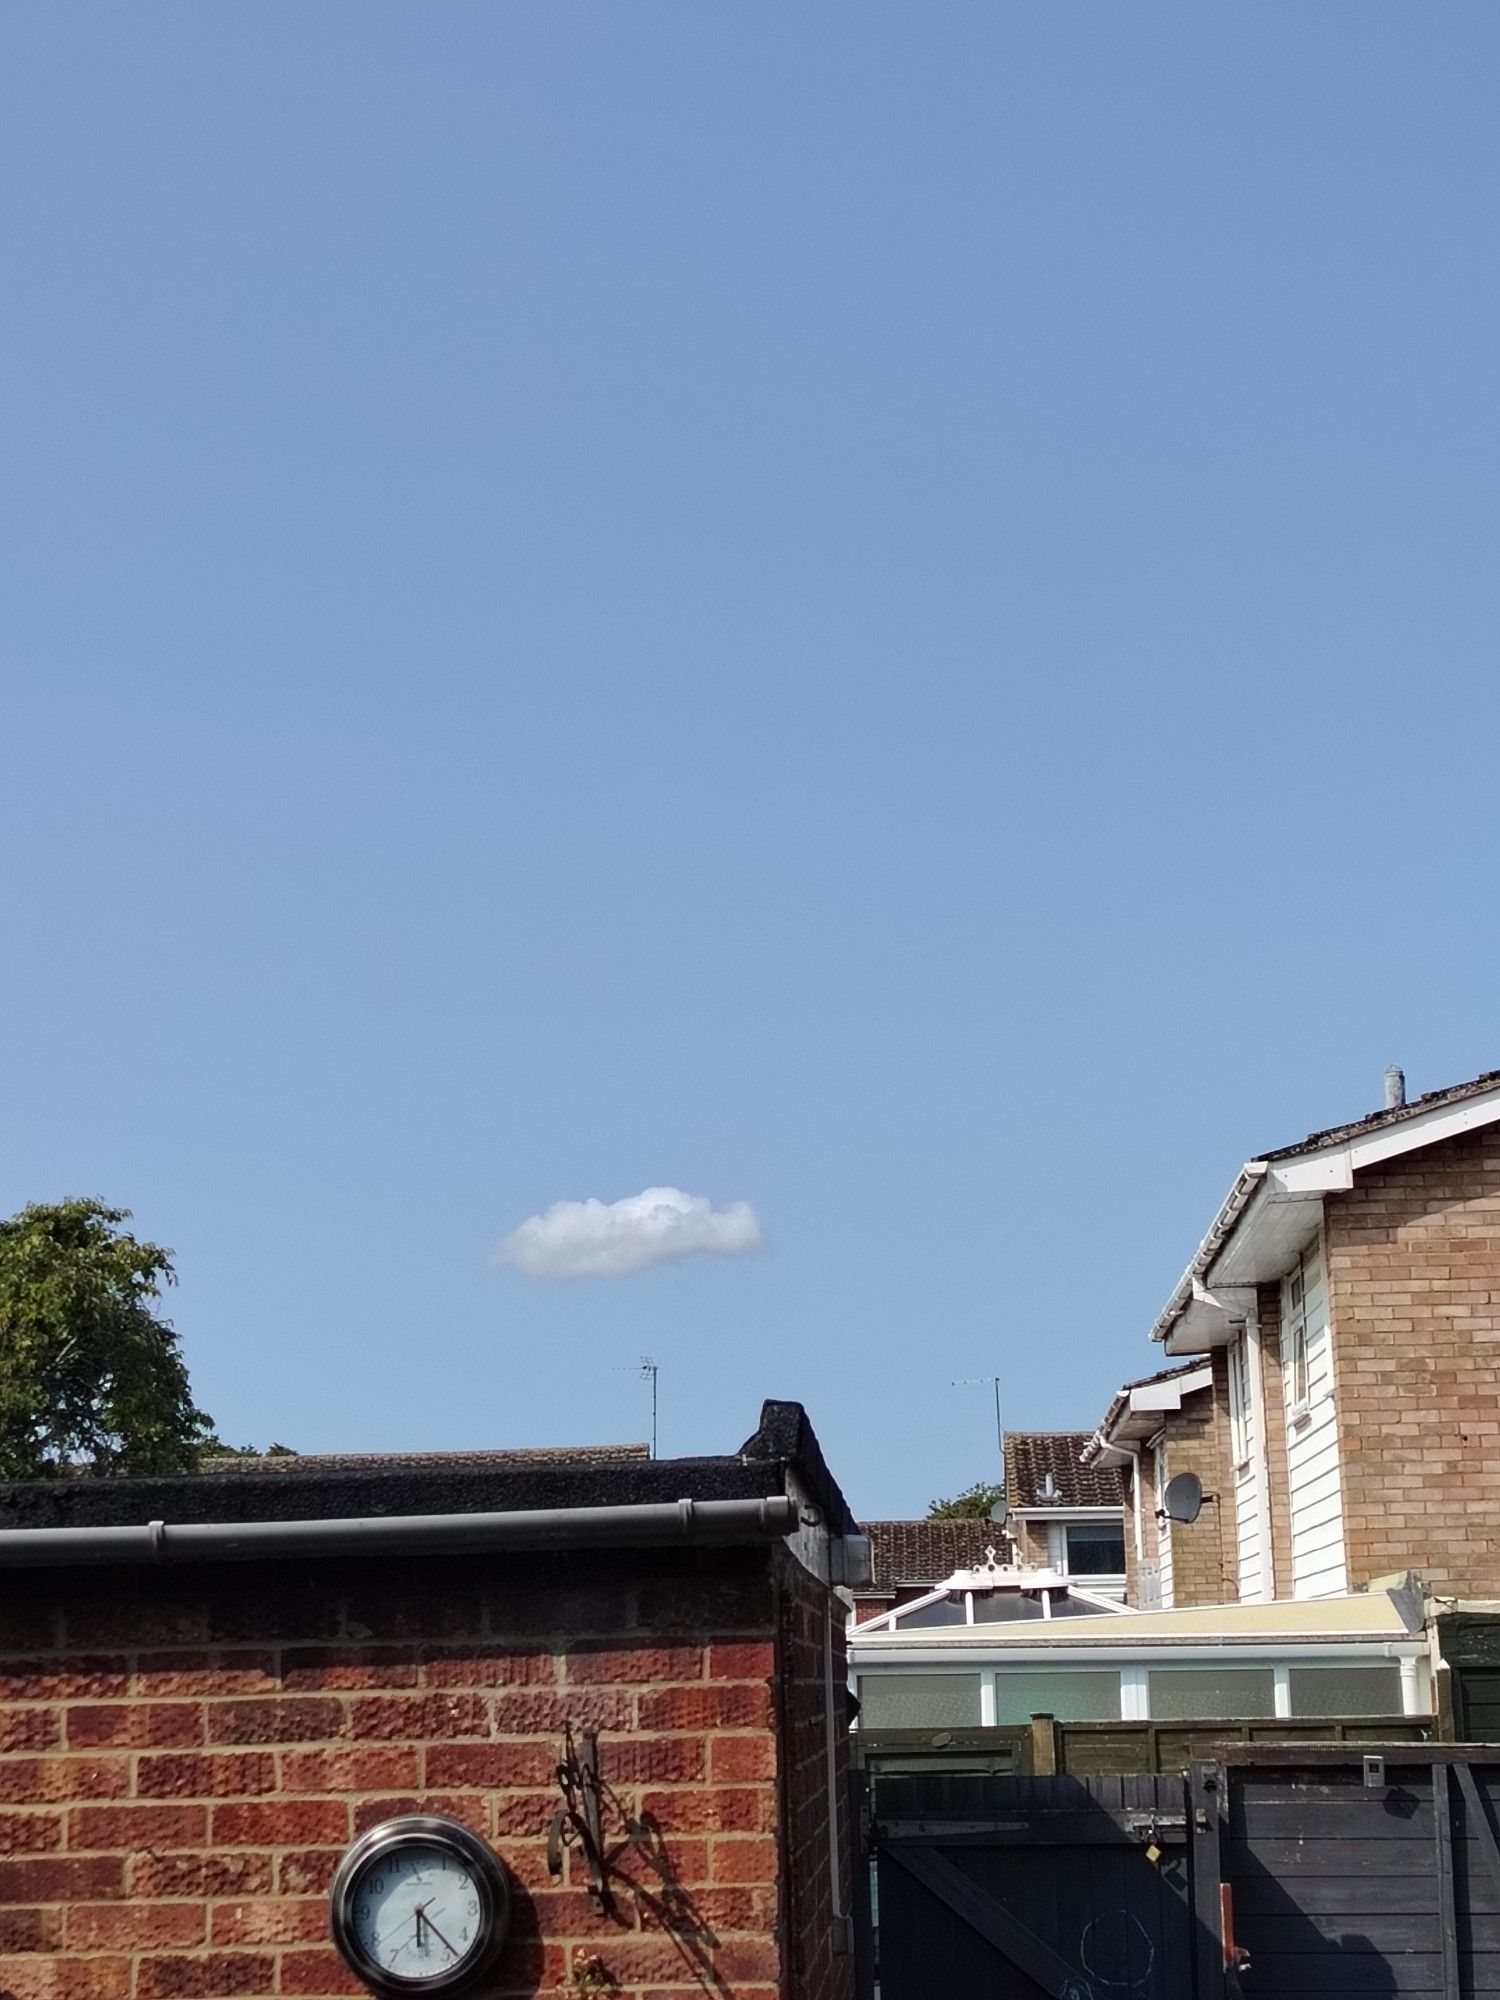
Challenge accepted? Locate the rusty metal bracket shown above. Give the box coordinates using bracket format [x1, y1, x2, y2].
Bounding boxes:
[547, 1726, 619, 1915]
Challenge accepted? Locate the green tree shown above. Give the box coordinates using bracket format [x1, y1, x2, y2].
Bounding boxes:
[926, 1480, 1006, 1520]
[0, 1199, 214, 1478]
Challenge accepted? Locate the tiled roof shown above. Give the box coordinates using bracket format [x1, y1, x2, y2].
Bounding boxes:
[203, 1445, 650, 1474]
[1262, 1067, 1500, 1162]
[1004, 1432, 1121, 1510]
[863, 1519, 1002, 1590]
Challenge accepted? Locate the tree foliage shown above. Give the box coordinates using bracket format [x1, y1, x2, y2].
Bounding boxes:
[0, 1199, 214, 1479]
[926, 1480, 1006, 1520]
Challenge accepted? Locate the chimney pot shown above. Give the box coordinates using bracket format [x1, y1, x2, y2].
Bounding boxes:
[1384, 1066, 1406, 1111]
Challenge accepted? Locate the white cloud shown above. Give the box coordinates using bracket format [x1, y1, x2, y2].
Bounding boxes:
[499, 1186, 765, 1280]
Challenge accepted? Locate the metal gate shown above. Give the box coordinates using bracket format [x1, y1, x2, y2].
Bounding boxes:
[861, 1767, 1225, 2000]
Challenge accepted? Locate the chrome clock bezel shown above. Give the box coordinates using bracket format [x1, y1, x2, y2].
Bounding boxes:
[329, 1814, 511, 1996]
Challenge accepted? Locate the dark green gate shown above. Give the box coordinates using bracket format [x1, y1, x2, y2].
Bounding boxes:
[861, 1766, 1226, 2000]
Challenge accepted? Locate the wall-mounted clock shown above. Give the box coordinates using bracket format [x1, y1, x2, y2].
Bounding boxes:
[330, 1815, 512, 1995]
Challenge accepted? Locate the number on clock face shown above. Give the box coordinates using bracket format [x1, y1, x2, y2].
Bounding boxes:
[350, 1842, 482, 1978]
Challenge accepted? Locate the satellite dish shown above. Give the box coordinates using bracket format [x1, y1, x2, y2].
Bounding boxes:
[988, 1498, 1010, 1525]
[1162, 1472, 1203, 1525]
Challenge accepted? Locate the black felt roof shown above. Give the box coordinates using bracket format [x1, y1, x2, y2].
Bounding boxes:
[0, 1401, 858, 1539]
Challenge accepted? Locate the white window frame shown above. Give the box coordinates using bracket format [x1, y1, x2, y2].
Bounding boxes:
[1060, 1520, 1127, 1580]
[1228, 1337, 1252, 1470]
[1283, 1253, 1311, 1422]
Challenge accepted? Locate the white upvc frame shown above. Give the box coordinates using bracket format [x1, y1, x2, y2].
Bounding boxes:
[1273, 1665, 1292, 1719]
[1120, 1665, 1149, 1721]
[851, 1568, 1132, 1635]
[854, 1649, 1429, 1726]
[1283, 1252, 1311, 1422]
[1228, 1337, 1252, 1470]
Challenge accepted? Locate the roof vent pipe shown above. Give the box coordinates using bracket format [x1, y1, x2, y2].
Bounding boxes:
[1384, 1066, 1407, 1111]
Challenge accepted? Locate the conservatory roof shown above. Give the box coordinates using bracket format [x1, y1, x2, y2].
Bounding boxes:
[850, 1589, 1416, 1655]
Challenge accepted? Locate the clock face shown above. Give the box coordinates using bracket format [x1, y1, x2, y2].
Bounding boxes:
[330, 1817, 510, 1996]
[349, 1842, 483, 1980]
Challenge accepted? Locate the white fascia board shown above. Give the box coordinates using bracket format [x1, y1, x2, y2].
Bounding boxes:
[1269, 1157, 1353, 1195]
[849, 1640, 1426, 1668]
[1271, 1088, 1500, 1193]
[1099, 1368, 1217, 1447]
[1130, 1367, 1212, 1414]
[1009, 1506, 1123, 1522]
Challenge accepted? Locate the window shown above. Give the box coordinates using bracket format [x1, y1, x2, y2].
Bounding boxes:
[1288, 1665, 1403, 1718]
[1283, 1255, 1310, 1413]
[1228, 1338, 1253, 1466]
[894, 1598, 969, 1629]
[990, 1671, 1120, 1724]
[1064, 1523, 1126, 1576]
[967, 1592, 1050, 1625]
[858, 1674, 982, 1729]
[1148, 1668, 1276, 1719]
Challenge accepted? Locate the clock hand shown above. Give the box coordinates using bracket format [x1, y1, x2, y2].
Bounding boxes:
[376, 1908, 422, 1952]
[421, 1910, 461, 1959]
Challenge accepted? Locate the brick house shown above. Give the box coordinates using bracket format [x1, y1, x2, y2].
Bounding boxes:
[847, 1519, 1000, 1630]
[1092, 1065, 1500, 1609]
[1085, 1363, 1222, 1610]
[851, 1434, 1125, 1634]
[0, 1402, 862, 2000]
[1000, 1433, 1124, 1594]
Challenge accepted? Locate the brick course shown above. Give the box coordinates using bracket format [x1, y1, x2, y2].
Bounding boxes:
[0, 1545, 853, 2000]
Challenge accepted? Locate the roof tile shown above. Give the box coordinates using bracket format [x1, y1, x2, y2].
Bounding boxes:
[862, 1519, 1002, 1590]
[1004, 1432, 1121, 1509]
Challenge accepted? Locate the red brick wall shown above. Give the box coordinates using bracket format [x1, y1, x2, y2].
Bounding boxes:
[771, 1555, 850, 2000]
[1326, 1123, 1500, 1596]
[0, 1545, 852, 2000]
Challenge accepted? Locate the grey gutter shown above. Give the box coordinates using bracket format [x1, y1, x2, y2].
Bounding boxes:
[0, 1494, 798, 1570]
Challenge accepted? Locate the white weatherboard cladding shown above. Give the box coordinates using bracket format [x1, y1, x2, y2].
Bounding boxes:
[1229, 1334, 1269, 1603]
[1152, 1442, 1175, 1610]
[1283, 1237, 1348, 1598]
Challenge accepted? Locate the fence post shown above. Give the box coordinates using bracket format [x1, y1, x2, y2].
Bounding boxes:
[1029, 1712, 1059, 1776]
[850, 1768, 875, 2000]
[1190, 1761, 1226, 2000]
[1434, 1660, 1458, 1742]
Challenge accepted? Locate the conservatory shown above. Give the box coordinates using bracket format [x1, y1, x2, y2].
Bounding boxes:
[849, 1549, 1430, 1729]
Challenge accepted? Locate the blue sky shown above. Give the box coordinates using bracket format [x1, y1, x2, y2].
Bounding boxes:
[3, 5, 1498, 1516]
